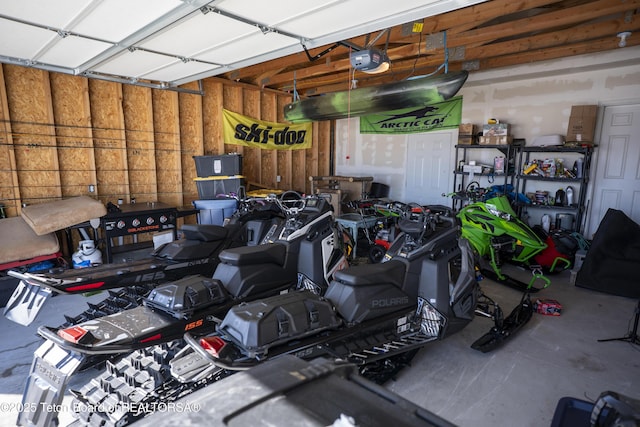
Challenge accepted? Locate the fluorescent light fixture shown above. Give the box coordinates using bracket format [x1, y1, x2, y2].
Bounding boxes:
[350, 48, 389, 74]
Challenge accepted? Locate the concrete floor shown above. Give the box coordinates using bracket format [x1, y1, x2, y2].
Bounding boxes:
[388, 265, 640, 426]
[0, 264, 638, 427]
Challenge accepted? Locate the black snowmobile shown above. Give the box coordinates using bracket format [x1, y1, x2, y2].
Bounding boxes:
[17, 192, 349, 427]
[4, 196, 285, 327]
[171, 205, 477, 386]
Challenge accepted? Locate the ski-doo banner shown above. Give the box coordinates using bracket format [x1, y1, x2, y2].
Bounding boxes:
[223, 109, 312, 150]
[359, 96, 463, 134]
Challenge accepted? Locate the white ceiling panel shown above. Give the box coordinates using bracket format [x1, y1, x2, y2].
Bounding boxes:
[141, 60, 220, 82]
[70, 0, 183, 42]
[138, 10, 257, 58]
[0, 0, 93, 29]
[0, 0, 486, 90]
[37, 36, 112, 68]
[91, 49, 180, 78]
[214, 0, 341, 28]
[194, 31, 298, 65]
[276, 0, 442, 39]
[0, 18, 56, 59]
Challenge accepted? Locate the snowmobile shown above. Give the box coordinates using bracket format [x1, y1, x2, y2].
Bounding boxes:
[183, 200, 537, 366]
[366, 200, 406, 263]
[16, 191, 349, 427]
[4, 195, 285, 326]
[136, 206, 482, 413]
[457, 194, 552, 292]
[454, 194, 561, 353]
[368, 202, 454, 263]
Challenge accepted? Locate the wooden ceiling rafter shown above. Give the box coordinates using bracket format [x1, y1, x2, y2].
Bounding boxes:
[214, 0, 639, 98]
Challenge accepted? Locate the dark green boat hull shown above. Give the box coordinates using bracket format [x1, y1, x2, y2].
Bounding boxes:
[284, 71, 468, 123]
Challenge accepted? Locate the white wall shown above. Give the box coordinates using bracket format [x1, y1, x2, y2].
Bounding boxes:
[335, 46, 640, 231]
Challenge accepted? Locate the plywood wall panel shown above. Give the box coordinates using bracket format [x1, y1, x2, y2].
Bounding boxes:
[152, 89, 182, 208]
[3, 67, 331, 219]
[50, 73, 96, 198]
[223, 85, 243, 156]
[276, 96, 293, 191]
[88, 79, 129, 203]
[0, 65, 21, 216]
[260, 91, 278, 189]
[314, 121, 332, 181]
[202, 79, 224, 155]
[178, 81, 203, 204]
[241, 88, 261, 186]
[3, 66, 60, 204]
[122, 85, 157, 203]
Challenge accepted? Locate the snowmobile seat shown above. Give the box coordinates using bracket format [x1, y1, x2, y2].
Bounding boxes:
[333, 259, 407, 288]
[326, 259, 413, 323]
[218, 243, 287, 267]
[180, 224, 228, 242]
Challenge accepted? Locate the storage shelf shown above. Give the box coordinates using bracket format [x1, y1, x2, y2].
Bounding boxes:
[452, 142, 519, 211]
[516, 146, 592, 233]
[521, 145, 591, 153]
[516, 174, 583, 183]
[454, 171, 510, 177]
[517, 203, 580, 211]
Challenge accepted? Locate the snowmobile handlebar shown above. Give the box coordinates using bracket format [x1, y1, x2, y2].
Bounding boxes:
[271, 190, 307, 217]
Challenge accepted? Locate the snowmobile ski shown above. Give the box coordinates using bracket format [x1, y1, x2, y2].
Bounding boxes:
[480, 268, 544, 293]
[471, 293, 534, 353]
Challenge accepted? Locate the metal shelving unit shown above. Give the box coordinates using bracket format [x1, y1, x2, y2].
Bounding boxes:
[515, 145, 593, 233]
[452, 141, 522, 210]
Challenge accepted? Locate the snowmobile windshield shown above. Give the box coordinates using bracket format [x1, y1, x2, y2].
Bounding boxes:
[486, 203, 512, 221]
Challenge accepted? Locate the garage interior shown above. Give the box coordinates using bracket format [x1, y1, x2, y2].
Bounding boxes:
[1, 1, 639, 426]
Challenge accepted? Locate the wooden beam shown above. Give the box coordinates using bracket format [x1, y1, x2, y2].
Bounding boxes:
[450, 0, 640, 48]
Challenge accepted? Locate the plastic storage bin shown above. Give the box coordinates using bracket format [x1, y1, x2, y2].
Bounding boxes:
[193, 199, 238, 226]
[194, 176, 244, 199]
[194, 154, 242, 177]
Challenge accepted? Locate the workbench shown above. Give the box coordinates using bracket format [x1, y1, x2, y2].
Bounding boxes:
[309, 175, 373, 216]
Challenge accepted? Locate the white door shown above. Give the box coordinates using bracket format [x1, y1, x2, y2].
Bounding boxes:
[405, 131, 454, 206]
[587, 103, 640, 237]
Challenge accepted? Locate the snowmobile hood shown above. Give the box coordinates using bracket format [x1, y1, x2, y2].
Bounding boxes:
[458, 196, 546, 251]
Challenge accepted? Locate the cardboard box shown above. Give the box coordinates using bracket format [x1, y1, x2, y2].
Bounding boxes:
[566, 105, 597, 142]
[459, 123, 477, 135]
[478, 135, 513, 145]
[458, 135, 475, 145]
[534, 299, 563, 316]
[482, 123, 510, 136]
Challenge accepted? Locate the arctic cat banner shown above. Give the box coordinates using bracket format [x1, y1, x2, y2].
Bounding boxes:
[360, 96, 463, 134]
[223, 109, 312, 150]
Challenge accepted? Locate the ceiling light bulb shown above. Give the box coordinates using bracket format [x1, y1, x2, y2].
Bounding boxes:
[617, 31, 631, 48]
